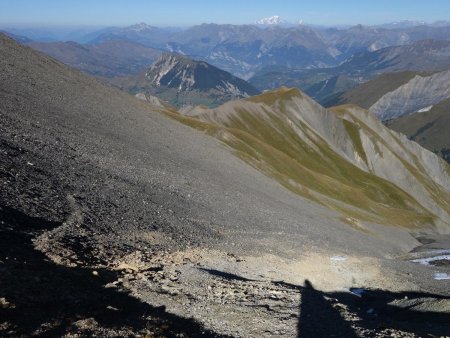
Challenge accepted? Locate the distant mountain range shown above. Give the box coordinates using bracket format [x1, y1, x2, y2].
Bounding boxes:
[8, 21, 450, 90]
[82, 22, 450, 79]
[112, 53, 260, 107]
[250, 39, 450, 105]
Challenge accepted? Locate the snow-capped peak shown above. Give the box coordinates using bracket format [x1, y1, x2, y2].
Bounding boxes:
[256, 16, 285, 25]
[127, 22, 153, 32]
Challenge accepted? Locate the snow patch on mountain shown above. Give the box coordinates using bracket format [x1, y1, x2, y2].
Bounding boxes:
[256, 16, 286, 25]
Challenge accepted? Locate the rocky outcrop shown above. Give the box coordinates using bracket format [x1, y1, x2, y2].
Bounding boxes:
[146, 53, 259, 96]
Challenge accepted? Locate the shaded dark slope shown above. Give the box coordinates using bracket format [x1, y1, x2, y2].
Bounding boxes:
[0, 204, 230, 337]
[386, 97, 450, 163]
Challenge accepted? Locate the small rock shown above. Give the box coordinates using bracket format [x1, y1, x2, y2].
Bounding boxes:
[92, 270, 99, 276]
[0, 298, 11, 308]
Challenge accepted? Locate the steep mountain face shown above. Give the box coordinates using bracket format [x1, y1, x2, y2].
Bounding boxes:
[172, 88, 450, 231]
[369, 69, 450, 120]
[2, 33, 450, 336]
[250, 39, 450, 105]
[146, 53, 258, 94]
[386, 97, 450, 163]
[332, 69, 450, 163]
[25, 39, 161, 78]
[114, 53, 260, 107]
[329, 71, 429, 108]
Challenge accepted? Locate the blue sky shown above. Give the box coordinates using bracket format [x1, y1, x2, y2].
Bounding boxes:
[1, 0, 449, 27]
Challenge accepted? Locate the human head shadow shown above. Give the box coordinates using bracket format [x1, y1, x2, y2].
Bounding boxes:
[297, 279, 358, 338]
[296, 279, 450, 338]
[0, 204, 231, 337]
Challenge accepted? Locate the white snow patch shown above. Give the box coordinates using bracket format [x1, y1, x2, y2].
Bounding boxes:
[330, 255, 348, 262]
[411, 254, 450, 265]
[417, 105, 433, 113]
[349, 288, 366, 297]
[256, 15, 285, 25]
[434, 272, 450, 280]
[410, 250, 450, 266]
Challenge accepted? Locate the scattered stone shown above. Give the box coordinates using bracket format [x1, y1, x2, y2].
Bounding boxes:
[0, 297, 12, 309]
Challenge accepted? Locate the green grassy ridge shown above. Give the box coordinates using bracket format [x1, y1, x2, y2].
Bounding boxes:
[342, 119, 368, 166]
[246, 87, 303, 106]
[222, 125, 434, 229]
[159, 91, 442, 229]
